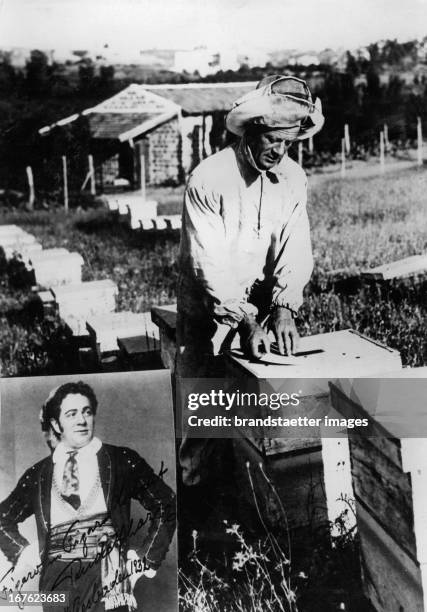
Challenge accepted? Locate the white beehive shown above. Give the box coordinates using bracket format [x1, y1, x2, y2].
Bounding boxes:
[0, 224, 22, 236]
[331, 370, 427, 612]
[0, 230, 40, 259]
[31, 251, 84, 287]
[224, 329, 403, 545]
[226, 329, 402, 381]
[126, 199, 158, 229]
[86, 311, 159, 356]
[362, 254, 427, 280]
[52, 279, 118, 336]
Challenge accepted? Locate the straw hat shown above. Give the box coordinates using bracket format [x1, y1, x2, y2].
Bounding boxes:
[226, 75, 324, 140]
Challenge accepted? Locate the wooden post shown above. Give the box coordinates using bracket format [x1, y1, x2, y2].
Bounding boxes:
[202, 114, 207, 158]
[380, 131, 385, 173]
[140, 152, 146, 201]
[177, 109, 187, 183]
[26, 166, 35, 211]
[298, 141, 303, 167]
[344, 123, 350, 154]
[417, 117, 423, 167]
[62, 155, 69, 212]
[341, 138, 346, 178]
[88, 154, 95, 195]
[308, 136, 314, 153]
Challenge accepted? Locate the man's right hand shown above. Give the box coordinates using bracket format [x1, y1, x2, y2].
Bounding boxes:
[238, 315, 270, 359]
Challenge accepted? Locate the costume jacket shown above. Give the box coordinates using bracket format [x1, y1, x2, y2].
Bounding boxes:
[0, 444, 176, 570]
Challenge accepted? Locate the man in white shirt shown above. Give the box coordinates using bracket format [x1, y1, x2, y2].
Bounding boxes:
[0, 382, 176, 611]
[176, 76, 324, 485]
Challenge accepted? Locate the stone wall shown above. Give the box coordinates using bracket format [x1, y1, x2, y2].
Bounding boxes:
[145, 118, 181, 186]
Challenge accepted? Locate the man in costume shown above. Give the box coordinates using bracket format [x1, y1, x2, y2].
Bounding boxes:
[0, 381, 176, 611]
[176, 75, 324, 485]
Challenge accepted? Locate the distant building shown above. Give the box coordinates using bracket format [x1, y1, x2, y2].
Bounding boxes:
[237, 49, 269, 69]
[5, 47, 32, 68]
[39, 82, 255, 189]
[173, 47, 239, 76]
[288, 53, 320, 67]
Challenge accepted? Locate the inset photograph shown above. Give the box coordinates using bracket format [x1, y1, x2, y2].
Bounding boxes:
[0, 370, 177, 612]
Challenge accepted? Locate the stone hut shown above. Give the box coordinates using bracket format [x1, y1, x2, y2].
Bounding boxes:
[39, 82, 255, 189]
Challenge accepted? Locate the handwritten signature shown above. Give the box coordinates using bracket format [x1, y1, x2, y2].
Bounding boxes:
[0, 460, 175, 610]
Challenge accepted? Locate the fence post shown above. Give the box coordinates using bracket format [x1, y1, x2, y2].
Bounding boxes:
[88, 154, 95, 195]
[379, 131, 385, 173]
[417, 117, 423, 167]
[26, 166, 35, 210]
[344, 124, 350, 154]
[140, 152, 146, 201]
[340, 138, 346, 178]
[62, 155, 69, 212]
[384, 123, 389, 151]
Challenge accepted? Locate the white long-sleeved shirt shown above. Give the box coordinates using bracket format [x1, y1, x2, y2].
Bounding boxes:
[177, 143, 313, 341]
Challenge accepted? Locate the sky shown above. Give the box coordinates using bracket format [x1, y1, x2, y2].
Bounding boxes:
[0, 0, 426, 55]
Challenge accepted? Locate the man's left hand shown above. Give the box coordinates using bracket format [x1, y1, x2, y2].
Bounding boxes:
[268, 306, 299, 356]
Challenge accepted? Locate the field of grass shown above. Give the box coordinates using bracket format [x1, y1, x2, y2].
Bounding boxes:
[0, 165, 426, 376]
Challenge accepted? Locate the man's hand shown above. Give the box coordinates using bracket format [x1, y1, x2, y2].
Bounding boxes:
[268, 306, 299, 356]
[6, 543, 41, 589]
[238, 314, 270, 359]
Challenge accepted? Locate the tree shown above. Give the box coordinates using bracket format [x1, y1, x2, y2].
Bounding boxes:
[99, 64, 115, 89]
[0, 52, 16, 92]
[26, 50, 50, 95]
[345, 52, 360, 78]
[78, 59, 95, 92]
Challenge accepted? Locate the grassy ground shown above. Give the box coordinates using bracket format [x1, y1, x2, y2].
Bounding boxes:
[1, 165, 426, 376]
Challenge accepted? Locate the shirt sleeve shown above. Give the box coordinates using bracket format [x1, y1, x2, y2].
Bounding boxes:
[271, 175, 313, 314]
[129, 451, 176, 570]
[0, 470, 35, 565]
[180, 175, 258, 326]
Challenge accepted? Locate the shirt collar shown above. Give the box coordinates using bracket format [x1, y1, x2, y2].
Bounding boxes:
[52, 436, 102, 464]
[235, 138, 281, 185]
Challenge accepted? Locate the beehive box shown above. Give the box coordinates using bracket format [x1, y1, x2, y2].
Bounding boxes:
[35, 289, 56, 317]
[226, 329, 402, 381]
[86, 311, 159, 358]
[12, 242, 43, 262]
[161, 215, 182, 230]
[362, 254, 427, 280]
[224, 330, 402, 540]
[126, 199, 158, 229]
[28, 248, 70, 264]
[0, 230, 40, 259]
[0, 224, 22, 235]
[30, 250, 84, 287]
[105, 191, 157, 217]
[52, 279, 118, 337]
[117, 335, 162, 370]
[330, 370, 427, 612]
[0, 225, 28, 245]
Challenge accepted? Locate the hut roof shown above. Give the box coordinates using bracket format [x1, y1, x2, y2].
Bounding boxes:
[39, 82, 258, 138]
[146, 82, 256, 114]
